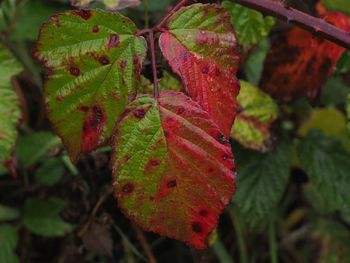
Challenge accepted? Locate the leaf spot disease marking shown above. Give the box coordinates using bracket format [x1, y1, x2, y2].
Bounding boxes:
[202, 66, 209, 74]
[122, 183, 134, 194]
[69, 66, 80, 76]
[176, 107, 185, 114]
[167, 180, 177, 188]
[120, 60, 127, 69]
[217, 134, 229, 144]
[191, 222, 202, 233]
[91, 105, 103, 128]
[92, 25, 99, 33]
[215, 68, 221, 76]
[133, 108, 146, 119]
[98, 55, 110, 65]
[108, 34, 120, 49]
[199, 210, 208, 217]
[79, 106, 89, 112]
[73, 10, 92, 20]
[150, 159, 160, 166]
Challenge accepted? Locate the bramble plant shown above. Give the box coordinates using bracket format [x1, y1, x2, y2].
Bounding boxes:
[1, 0, 350, 261]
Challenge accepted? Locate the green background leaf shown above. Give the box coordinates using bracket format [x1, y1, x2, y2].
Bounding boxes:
[298, 130, 350, 213]
[0, 224, 19, 263]
[22, 198, 73, 237]
[322, 0, 350, 16]
[232, 141, 291, 228]
[222, 1, 275, 47]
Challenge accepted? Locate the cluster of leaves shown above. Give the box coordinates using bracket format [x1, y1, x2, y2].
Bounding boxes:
[1, 0, 350, 262]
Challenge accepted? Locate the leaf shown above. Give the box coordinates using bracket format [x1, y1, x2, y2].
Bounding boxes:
[10, 0, 67, 41]
[297, 130, 350, 213]
[0, 0, 16, 32]
[111, 90, 236, 249]
[0, 205, 20, 222]
[244, 38, 270, 85]
[221, 1, 275, 47]
[322, 0, 350, 15]
[231, 81, 278, 152]
[22, 198, 73, 237]
[34, 9, 147, 161]
[232, 140, 291, 228]
[297, 108, 350, 151]
[0, 45, 22, 170]
[0, 224, 18, 263]
[139, 71, 182, 95]
[16, 132, 61, 168]
[347, 92, 350, 133]
[260, 12, 350, 101]
[71, 0, 141, 10]
[34, 157, 65, 187]
[159, 4, 240, 137]
[320, 77, 349, 106]
[335, 51, 350, 75]
[311, 220, 350, 263]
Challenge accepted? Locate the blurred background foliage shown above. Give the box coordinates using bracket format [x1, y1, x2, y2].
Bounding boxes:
[0, 0, 350, 262]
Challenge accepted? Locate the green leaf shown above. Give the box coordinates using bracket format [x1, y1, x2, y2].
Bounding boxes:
[34, 157, 65, 187]
[0, 0, 16, 32]
[322, 0, 350, 16]
[0, 224, 18, 263]
[231, 81, 278, 152]
[232, 141, 291, 228]
[321, 77, 349, 106]
[23, 198, 73, 237]
[297, 108, 350, 151]
[298, 130, 350, 213]
[244, 38, 270, 85]
[222, 1, 275, 47]
[112, 90, 236, 249]
[335, 51, 350, 75]
[347, 92, 350, 133]
[0, 45, 22, 168]
[34, 9, 147, 161]
[0, 205, 20, 222]
[312, 220, 350, 263]
[11, 0, 67, 41]
[16, 132, 61, 168]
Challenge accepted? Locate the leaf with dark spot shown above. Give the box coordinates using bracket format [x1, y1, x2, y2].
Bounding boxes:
[159, 4, 240, 137]
[34, 9, 147, 161]
[260, 11, 350, 101]
[112, 91, 236, 249]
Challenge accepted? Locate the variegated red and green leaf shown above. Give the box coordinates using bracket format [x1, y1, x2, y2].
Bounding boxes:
[34, 9, 147, 161]
[111, 90, 236, 249]
[159, 4, 240, 137]
[260, 11, 350, 101]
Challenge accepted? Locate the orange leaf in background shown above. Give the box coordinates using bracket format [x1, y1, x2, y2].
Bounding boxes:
[260, 11, 350, 101]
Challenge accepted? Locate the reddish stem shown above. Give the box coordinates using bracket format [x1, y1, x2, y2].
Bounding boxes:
[149, 30, 159, 98]
[231, 0, 350, 49]
[153, 0, 190, 31]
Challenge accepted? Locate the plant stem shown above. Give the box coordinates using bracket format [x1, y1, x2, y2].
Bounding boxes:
[230, 0, 350, 50]
[149, 30, 159, 98]
[228, 207, 248, 263]
[269, 218, 278, 263]
[154, 0, 190, 31]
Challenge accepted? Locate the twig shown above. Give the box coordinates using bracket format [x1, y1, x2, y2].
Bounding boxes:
[132, 224, 157, 263]
[230, 0, 350, 50]
[149, 30, 159, 98]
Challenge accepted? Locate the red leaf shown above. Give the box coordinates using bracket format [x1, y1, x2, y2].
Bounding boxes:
[260, 12, 350, 101]
[112, 91, 236, 249]
[159, 4, 240, 137]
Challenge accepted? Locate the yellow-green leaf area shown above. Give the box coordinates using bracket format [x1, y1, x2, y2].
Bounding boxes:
[231, 81, 278, 152]
[0, 45, 22, 165]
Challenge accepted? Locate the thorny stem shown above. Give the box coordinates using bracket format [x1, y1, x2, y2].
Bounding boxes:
[149, 30, 159, 98]
[231, 0, 350, 50]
